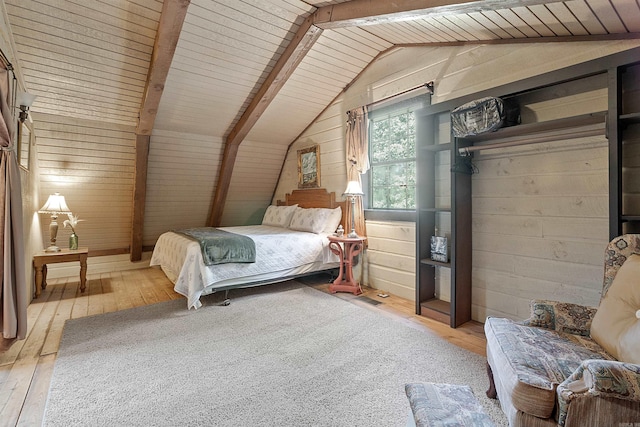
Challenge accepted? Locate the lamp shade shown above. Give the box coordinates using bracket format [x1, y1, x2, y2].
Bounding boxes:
[343, 180, 363, 196]
[17, 91, 36, 108]
[38, 193, 71, 214]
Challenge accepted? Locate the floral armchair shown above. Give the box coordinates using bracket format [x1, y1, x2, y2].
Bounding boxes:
[484, 234, 640, 427]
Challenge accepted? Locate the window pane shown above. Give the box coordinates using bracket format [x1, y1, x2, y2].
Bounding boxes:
[367, 94, 429, 211]
[372, 118, 389, 141]
[407, 162, 416, 186]
[372, 187, 388, 209]
[390, 164, 406, 186]
[406, 130, 416, 158]
[371, 139, 385, 163]
[372, 165, 389, 186]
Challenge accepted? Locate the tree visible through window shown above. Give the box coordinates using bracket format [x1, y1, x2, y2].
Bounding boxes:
[367, 94, 428, 210]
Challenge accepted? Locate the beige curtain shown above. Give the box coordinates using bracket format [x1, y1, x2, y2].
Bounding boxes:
[0, 67, 27, 340]
[345, 107, 368, 238]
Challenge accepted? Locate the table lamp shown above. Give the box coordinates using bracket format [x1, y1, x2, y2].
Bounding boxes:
[343, 180, 363, 238]
[38, 193, 71, 252]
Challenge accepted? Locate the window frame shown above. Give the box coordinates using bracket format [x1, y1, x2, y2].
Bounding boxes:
[363, 92, 430, 222]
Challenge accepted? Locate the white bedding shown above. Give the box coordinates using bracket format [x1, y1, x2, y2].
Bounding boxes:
[149, 225, 339, 309]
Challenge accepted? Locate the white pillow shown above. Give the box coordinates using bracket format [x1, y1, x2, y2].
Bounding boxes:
[289, 207, 336, 234]
[590, 254, 640, 364]
[323, 206, 342, 234]
[261, 204, 298, 228]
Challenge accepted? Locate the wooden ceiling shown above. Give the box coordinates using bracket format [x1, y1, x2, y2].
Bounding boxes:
[6, 0, 638, 141]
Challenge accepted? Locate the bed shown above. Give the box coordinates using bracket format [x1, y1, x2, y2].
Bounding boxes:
[149, 189, 348, 309]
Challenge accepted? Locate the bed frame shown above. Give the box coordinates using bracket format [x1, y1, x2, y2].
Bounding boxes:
[212, 188, 347, 305]
[277, 188, 348, 229]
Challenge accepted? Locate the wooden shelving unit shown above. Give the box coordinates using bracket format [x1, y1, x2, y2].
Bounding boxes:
[415, 109, 472, 328]
[610, 63, 640, 237]
[413, 49, 640, 328]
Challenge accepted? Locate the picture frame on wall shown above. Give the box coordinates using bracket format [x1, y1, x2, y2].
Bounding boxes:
[297, 145, 320, 188]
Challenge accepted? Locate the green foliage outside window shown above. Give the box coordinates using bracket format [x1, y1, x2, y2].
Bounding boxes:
[369, 108, 417, 210]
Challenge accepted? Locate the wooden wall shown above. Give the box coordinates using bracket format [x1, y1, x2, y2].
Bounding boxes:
[222, 139, 290, 226]
[275, 40, 640, 320]
[472, 134, 609, 320]
[363, 221, 415, 300]
[470, 73, 612, 319]
[142, 129, 223, 246]
[273, 97, 347, 200]
[34, 113, 136, 253]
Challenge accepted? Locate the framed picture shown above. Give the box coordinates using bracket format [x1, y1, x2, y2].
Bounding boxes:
[297, 145, 320, 188]
[430, 236, 448, 262]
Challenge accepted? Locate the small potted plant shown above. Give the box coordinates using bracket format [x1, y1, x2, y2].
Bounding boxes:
[63, 213, 83, 250]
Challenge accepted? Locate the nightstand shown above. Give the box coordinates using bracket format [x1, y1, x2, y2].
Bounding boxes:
[33, 247, 88, 297]
[327, 235, 366, 295]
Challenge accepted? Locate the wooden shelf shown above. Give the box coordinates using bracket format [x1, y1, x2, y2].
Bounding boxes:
[458, 111, 606, 144]
[420, 298, 451, 325]
[420, 258, 451, 268]
[421, 142, 453, 152]
[620, 112, 640, 125]
[419, 207, 451, 213]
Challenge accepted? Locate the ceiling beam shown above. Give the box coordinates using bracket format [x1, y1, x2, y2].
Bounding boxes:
[208, 15, 322, 226]
[313, 0, 559, 29]
[130, 0, 190, 261]
[136, 0, 190, 135]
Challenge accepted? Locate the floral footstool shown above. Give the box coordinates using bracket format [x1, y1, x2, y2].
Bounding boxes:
[405, 383, 495, 427]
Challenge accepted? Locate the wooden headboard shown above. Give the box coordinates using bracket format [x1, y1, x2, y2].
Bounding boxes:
[277, 188, 348, 232]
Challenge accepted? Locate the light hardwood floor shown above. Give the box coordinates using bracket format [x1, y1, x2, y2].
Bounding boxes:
[0, 268, 487, 427]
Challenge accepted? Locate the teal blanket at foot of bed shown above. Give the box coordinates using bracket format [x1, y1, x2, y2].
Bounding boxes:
[174, 227, 256, 266]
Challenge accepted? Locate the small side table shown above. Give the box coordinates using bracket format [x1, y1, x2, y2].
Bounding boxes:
[33, 247, 88, 297]
[327, 235, 366, 295]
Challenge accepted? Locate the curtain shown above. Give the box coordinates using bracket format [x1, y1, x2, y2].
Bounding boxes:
[345, 107, 368, 238]
[0, 66, 26, 340]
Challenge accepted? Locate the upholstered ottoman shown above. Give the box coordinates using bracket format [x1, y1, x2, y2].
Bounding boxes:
[405, 383, 495, 427]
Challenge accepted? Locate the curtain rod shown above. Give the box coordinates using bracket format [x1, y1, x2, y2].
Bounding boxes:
[365, 81, 434, 110]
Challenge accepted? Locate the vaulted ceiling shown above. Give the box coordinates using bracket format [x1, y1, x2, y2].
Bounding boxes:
[6, 0, 639, 137]
[3, 0, 640, 255]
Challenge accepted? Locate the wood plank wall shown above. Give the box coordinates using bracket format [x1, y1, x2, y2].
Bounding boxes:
[34, 113, 136, 253]
[273, 97, 347, 200]
[142, 129, 223, 246]
[364, 221, 415, 300]
[221, 139, 290, 226]
[274, 40, 640, 320]
[470, 82, 610, 320]
[471, 132, 609, 319]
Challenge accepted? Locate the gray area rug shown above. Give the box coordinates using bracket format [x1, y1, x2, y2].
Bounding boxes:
[44, 281, 507, 426]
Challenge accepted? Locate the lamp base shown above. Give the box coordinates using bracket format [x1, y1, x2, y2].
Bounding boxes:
[347, 231, 359, 238]
[45, 245, 61, 253]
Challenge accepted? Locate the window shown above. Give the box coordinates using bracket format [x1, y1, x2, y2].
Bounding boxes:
[366, 93, 430, 212]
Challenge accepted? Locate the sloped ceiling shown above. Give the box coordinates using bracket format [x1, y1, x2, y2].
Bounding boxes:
[7, 0, 639, 139]
[3, 0, 640, 251]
